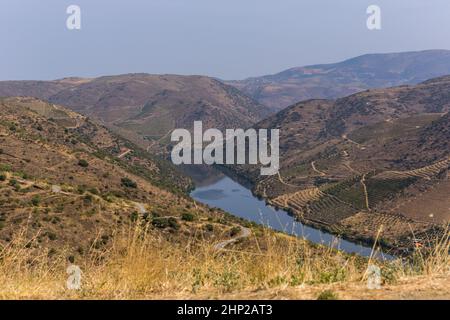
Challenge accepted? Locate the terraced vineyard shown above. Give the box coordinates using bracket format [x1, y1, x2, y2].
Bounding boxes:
[270, 184, 359, 224]
[374, 157, 450, 180]
[271, 187, 324, 210]
[267, 156, 450, 245]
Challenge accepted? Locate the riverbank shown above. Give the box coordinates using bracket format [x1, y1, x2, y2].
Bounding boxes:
[190, 174, 392, 258]
[214, 167, 442, 257]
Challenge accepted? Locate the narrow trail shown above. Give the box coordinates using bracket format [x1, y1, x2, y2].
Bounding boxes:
[146, 123, 175, 152]
[343, 159, 360, 175]
[118, 149, 132, 159]
[360, 173, 370, 211]
[214, 227, 251, 250]
[65, 117, 84, 129]
[311, 161, 326, 176]
[342, 134, 366, 149]
[277, 172, 302, 188]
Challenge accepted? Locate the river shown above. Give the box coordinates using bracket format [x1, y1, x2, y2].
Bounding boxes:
[189, 170, 392, 259]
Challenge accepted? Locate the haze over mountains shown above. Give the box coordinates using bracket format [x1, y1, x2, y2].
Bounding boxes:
[227, 50, 450, 110]
[2, 50, 450, 154]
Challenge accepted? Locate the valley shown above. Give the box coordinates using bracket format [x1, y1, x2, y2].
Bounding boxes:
[0, 51, 449, 299]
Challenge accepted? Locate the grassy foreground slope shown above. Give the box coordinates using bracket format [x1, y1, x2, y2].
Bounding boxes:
[0, 223, 448, 299]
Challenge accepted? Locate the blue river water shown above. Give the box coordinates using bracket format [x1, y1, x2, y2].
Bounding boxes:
[191, 175, 393, 259]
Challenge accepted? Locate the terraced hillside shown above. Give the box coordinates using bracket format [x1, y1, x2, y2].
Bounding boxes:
[230, 76, 450, 252]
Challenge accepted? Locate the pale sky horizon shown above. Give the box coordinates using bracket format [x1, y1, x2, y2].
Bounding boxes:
[1, 0, 450, 81]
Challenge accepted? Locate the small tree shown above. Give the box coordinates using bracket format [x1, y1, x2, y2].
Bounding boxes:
[31, 195, 41, 206]
[121, 177, 137, 188]
[181, 212, 195, 222]
[78, 159, 89, 168]
[168, 217, 180, 230]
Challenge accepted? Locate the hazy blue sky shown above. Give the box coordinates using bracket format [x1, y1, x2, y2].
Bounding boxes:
[1, 0, 449, 80]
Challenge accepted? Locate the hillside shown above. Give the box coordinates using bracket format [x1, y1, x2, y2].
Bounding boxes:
[0, 97, 261, 256]
[231, 76, 450, 252]
[0, 74, 270, 151]
[227, 50, 450, 110]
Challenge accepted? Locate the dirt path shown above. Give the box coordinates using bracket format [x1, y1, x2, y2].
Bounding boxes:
[214, 227, 251, 250]
[277, 172, 297, 187]
[65, 117, 84, 129]
[146, 124, 175, 152]
[276, 172, 309, 188]
[342, 134, 366, 149]
[118, 149, 132, 159]
[311, 161, 326, 176]
[360, 173, 370, 211]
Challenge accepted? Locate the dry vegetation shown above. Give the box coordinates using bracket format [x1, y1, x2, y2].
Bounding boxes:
[0, 222, 448, 300]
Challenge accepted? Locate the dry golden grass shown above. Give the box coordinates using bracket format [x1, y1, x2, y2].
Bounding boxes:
[0, 223, 448, 300]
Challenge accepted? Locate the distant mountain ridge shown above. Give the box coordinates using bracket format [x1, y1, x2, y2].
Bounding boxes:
[0, 73, 271, 151]
[226, 50, 450, 110]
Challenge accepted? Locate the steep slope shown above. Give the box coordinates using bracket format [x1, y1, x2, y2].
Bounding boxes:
[227, 50, 450, 110]
[0, 97, 252, 257]
[231, 76, 450, 252]
[0, 74, 270, 151]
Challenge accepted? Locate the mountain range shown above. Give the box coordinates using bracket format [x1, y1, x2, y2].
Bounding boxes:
[0, 74, 270, 151]
[227, 50, 450, 110]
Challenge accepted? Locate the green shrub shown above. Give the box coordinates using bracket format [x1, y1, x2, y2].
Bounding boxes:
[83, 194, 93, 204]
[317, 290, 339, 300]
[121, 177, 137, 188]
[31, 195, 41, 206]
[77, 185, 87, 194]
[9, 179, 20, 191]
[130, 211, 139, 222]
[168, 217, 180, 230]
[0, 173, 6, 181]
[181, 212, 195, 222]
[78, 159, 89, 168]
[0, 164, 11, 172]
[229, 226, 241, 237]
[88, 187, 99, 195]
[46, 232, 57, 241]
[152, 217, 170, 229]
